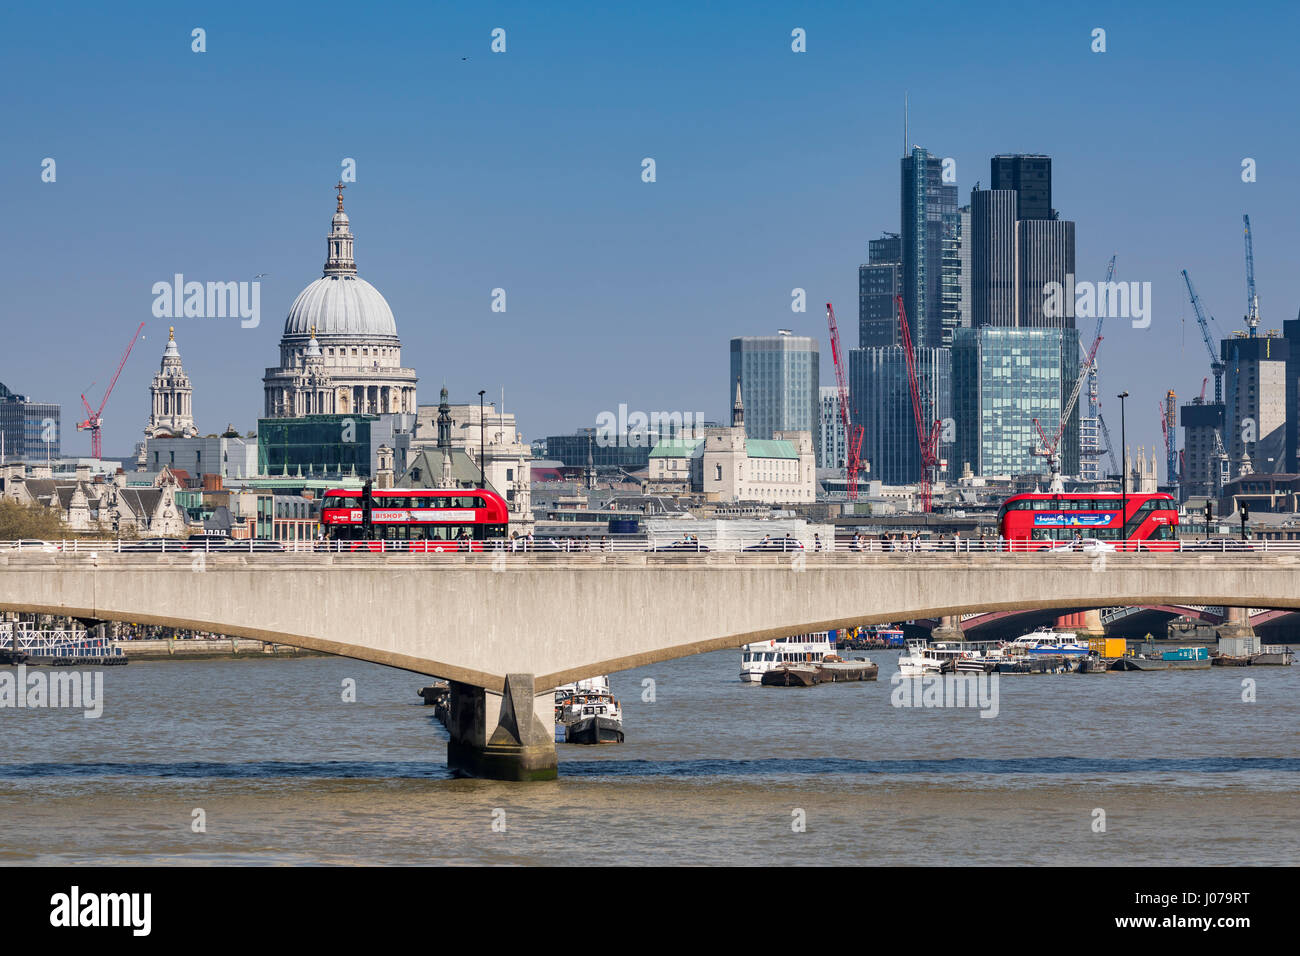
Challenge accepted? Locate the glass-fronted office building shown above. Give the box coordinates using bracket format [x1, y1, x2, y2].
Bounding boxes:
[901, 147, 960, 350]
[848, 346, 951, 486]
[952, 327, 1078, 478]
[257, 414, 416, 480]
[819, 386, 847, 470]
[860, 234, 902, 348]
[0, 381, 59, 461]
[544, 428, 669, 470]
[730, 334, 820, 462]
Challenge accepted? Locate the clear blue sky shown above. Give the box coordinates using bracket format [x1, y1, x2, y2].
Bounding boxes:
[3, 0, 1298, 466]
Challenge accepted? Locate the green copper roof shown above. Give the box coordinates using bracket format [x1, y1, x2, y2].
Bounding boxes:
[649, 439, 703, 458]
[745, 439, 798, 459]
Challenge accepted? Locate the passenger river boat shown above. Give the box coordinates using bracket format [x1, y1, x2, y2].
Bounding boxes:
[554, 676, 625, 744]
[740, 633, 834, 682]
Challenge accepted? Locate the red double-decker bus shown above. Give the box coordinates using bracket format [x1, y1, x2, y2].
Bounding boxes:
[320, 488, 509, 551]
[997, 492, 1179, 551]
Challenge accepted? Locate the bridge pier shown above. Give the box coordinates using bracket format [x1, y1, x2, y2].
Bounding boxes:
[446, 673, 557, 781]
[932, 615, 963, 642]
[1216, 606, 1257, 644]
[1056, 610, 1104, 636]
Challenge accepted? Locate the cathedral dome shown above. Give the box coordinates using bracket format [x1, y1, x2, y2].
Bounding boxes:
[263, 185, 418, 421]
[281, 183, 398, 340]
[283, 275, 397, 338]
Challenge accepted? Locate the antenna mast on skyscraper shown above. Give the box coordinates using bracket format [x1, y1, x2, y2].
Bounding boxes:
[903, 91, 908, 157]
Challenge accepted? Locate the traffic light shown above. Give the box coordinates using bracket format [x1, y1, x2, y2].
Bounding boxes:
[1205, 502, 1212, 523]
[1241, 502, 1249, 522]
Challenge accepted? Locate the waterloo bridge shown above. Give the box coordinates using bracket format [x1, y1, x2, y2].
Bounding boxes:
[1, 549, 1295, 780]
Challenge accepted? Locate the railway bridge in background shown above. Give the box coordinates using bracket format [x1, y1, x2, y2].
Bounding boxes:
[2, 551, 1295, 780]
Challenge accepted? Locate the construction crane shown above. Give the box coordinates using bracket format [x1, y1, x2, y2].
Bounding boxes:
[894, 295, 941, 513]
[1080, 255, 1115, 480]
[825, 302, 864, 500]
[1161, 390, 1177, 488]
[1180, 269, 1226, 404]
[1033, 334, 1102, 492]
[1097, 413, 1120, 476]
[76, 321, 145, 459]
[1243, 214, 1259, 337]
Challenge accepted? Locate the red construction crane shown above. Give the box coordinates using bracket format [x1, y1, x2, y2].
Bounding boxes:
[1032, 333, 1102, 491]
[77, 321, 146, 459]
[894, 295, 941, 512]
[825, 302, 864, 499]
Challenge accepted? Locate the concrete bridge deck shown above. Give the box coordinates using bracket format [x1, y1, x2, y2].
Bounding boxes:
[3, 551, 1296, 779]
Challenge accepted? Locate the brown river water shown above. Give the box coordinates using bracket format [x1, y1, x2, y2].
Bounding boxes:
[1, 650, 1297, 865]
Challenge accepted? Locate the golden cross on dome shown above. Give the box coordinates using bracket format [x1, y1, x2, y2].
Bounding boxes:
[334, 181, 346, 212]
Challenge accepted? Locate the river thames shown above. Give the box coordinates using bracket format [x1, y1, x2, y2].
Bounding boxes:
[2, 650, 1297, 865]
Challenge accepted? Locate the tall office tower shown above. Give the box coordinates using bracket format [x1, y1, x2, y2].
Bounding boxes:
[941, 210, 963, 345]
[859, 234, 902, 348]
[848, 346, 951, 486]
[819, 386, 847, 469]
[1285, 318, 1300, 473]
[730, 333, 821, 461]
[1222, 334, 1288, 476]
[1017, 219, 1077, 329]
[991, 154, 1052, 220]
[1180, 400, 1226, 499]
[969, 188, 1018, 328]
[957, 205, 972, 329]
[869, 233, 901, 264]
[900, 147, 958, 349]
[0, 382, 60, 462]
[952, 327, 1077, 478]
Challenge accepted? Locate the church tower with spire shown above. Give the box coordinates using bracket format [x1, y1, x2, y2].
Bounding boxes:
[145, 327, 199, 439]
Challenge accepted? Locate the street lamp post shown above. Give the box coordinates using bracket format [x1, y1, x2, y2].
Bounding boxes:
[1118, 391, 1129, 544]
[478, 390, 486, 490]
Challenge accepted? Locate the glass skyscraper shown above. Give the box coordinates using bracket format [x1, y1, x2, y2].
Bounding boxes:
[970, 188, 1018, 327]
[819, 386, 847, 470]
[990, 154, 1053, 220]
[730, 334, 820, 461]
[1017, 219, 1077, 330]
[849, 346, 951, 486]
[900, 147, 959, 350]
[952, 327, 1078, 477]
[859, 235, 903, 348]
[0, 381, 60, 461]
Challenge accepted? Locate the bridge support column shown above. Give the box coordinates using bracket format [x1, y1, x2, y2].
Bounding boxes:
[931, 615, 962, 642]
[1216, 606, 1257, 646]
[446, 673, 557, 782]
[1058, 610, 1104, 636]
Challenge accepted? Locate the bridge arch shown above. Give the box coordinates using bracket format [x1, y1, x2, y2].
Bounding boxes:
[4, 551, 1299, 691]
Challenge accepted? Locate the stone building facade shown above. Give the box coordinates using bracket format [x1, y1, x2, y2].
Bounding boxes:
[2, 462, 188, 535]
[647, 382, 817, 504]
[263, 185, 418, 419]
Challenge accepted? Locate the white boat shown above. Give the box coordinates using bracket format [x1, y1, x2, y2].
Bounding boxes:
[1003, 628, 1091, 656]
[740, 632, 834, 682]
[554, 676, 625, 743]
[898, 639, 998, 676]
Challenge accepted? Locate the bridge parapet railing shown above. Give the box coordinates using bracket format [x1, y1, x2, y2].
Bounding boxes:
[3, 538, 1298, 556]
